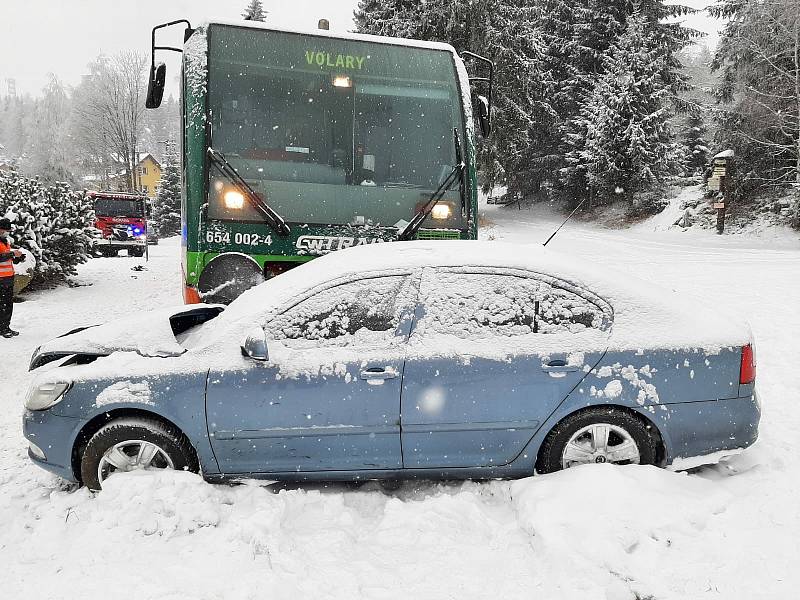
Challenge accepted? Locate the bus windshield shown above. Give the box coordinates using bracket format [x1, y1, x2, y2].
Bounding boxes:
[94, 198, 143, 217]
[207, 25, 467, 228]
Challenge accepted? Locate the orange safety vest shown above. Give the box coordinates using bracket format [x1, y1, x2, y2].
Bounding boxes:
[0, 239, 14, 279]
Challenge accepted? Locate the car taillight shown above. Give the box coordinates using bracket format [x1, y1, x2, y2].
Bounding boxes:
[740, 343, 756, 384]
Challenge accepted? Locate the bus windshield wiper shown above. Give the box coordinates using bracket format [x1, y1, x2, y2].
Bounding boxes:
[207, 147, 291, 236]
[397, 128, 465, 241]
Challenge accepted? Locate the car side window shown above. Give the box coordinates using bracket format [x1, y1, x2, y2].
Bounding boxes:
[419, 271, 610, 339]
[266, 275, 412, 347]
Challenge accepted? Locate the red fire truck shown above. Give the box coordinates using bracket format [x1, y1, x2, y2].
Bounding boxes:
[88, 191, 148, 257]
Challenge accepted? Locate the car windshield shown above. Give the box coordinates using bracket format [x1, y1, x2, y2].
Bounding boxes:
[94, 198, 143, 217]
[207, 25, 467, 228]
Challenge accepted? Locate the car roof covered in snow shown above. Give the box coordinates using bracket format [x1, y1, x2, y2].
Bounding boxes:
[217, 240, 751, 352]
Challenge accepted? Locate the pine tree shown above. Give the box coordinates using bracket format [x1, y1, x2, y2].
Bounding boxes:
[543, 0, 695, 205]
[28, 74, 74, 185]
[0, 168, 95, 284]
[681, 100, 710, 174]
[242, 0, 267, 22]
[711, 0, 800, 223]
[562, 9, 681, 206]
[152, 143, 181, 236]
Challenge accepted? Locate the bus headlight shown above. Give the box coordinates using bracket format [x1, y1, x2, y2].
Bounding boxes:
[25, 381, 72, 411]
[224, 190, 245, 210]
[431, 204, 452, 220]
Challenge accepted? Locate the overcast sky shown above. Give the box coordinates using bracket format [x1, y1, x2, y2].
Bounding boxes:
[0, 0, 721, 97]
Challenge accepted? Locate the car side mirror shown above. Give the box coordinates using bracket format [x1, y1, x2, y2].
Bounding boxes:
[241, 328, 269, 361]
[145, 63, 167, 109]
[476, 95, 491, 138]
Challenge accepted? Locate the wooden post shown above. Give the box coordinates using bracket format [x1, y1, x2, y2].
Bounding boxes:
[710, 150, 734, 234]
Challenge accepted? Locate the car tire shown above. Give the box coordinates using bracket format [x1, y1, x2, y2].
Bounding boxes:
[129, 248, 145, 258]
[80, 417, 198, 491]
[535, 407, 658, 474]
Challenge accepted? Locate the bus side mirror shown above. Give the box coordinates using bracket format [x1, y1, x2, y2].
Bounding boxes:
[145, 63, 167, 109]
[477, 95, 491, 138]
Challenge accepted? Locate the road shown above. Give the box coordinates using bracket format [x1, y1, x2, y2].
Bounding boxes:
[1, 199, 799, 599]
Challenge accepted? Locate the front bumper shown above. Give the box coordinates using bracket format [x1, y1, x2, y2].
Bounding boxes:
[22, 408, 81, 482]
[96, 238, 146, 248]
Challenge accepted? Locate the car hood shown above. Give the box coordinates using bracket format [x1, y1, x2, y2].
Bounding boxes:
[29, 305, 225, 371]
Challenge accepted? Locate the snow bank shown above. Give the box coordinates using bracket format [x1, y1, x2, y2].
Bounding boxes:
[0, 465, 771, 600]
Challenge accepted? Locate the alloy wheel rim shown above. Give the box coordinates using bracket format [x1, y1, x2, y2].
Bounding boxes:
[561, 423, 641, 469]
[97, 439, 174, 484]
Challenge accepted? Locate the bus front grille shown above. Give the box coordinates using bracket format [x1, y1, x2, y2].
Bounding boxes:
[415, 230, 461, 240]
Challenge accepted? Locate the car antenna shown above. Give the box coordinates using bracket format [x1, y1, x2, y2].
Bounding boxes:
[542, 198, 587, 247]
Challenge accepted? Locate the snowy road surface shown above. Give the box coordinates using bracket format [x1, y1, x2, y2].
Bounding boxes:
[2, 199, 799, 599]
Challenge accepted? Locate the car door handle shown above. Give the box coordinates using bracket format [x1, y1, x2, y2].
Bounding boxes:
[360, 367, 398, 381]
[542, 361, 580, 373]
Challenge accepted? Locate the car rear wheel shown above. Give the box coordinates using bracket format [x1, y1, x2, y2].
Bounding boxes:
[80, 417, 198, 491]
[536, 407, 658, 474]
[129, 247, 145, 257]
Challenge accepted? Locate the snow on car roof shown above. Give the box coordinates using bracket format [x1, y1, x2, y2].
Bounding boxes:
[220, 240, 751, 352]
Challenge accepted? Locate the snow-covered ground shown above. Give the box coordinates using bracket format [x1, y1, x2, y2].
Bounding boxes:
[2, 202, 799, 599]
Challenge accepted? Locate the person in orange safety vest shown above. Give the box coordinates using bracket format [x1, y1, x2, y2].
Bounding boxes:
[0, 218, 23, 338]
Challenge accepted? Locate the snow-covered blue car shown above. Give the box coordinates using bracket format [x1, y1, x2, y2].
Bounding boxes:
[22, 241, 759, 490]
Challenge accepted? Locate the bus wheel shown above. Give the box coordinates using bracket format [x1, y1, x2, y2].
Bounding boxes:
[198, 253, 265, 304]
[129, 247, 145, 258]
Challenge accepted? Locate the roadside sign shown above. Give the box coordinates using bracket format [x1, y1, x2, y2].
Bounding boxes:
[713, 167, 727, 177]
[708, 177, 721, 191]
[713, 202, 725, 209]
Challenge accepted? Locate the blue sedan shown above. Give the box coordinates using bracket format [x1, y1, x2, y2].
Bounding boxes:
[22, 241, 759, 490]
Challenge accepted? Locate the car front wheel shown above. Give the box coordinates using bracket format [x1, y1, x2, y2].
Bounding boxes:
[80, 417, 198, 491]
[536, 407, 658, 474]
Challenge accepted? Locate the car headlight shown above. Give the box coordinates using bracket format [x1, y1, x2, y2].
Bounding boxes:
[431, 203, 452, 220]
[25, 381, 72, 411]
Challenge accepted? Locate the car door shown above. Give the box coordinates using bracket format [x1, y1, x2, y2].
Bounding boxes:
[401, 267, 612, 469]
[207, 271, 419, 474]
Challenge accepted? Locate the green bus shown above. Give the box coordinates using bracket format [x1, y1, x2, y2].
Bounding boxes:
[146, 19, 493, 304]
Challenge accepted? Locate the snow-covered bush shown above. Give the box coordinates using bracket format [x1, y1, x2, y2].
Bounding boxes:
[0, 168, 96, 285]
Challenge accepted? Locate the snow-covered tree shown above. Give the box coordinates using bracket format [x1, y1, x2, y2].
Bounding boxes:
[242, 0, 267, 22]
[711, 0, 800, 224]
[140, 95, 180, 165]
[0, 95, 34, 161]
[152, 142, 181, 236]
[562, 9, 681, 206]
[0, 168, 95, 284]
[681, 100, 711, 174]
[27, 75, 75, 185]
[72, 52, 149, 192]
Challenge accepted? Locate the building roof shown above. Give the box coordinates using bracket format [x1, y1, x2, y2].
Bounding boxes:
[136, 153, 161, 169]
